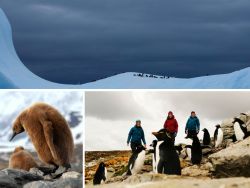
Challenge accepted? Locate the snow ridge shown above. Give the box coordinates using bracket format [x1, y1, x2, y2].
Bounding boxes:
[0, 9, 250, 89]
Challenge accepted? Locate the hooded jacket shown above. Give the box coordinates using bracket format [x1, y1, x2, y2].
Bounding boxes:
[185, 116, 200, 132]
[127, 126, 146, 145]
[163, 115, 178, 133]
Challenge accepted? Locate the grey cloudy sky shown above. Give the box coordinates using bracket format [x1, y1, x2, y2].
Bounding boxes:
[0, 1, 250, 84]
[85, 91, 250, 150]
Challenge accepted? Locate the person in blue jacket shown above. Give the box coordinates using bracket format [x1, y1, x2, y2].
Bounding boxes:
[126, 120, 146, 175]
[185, 111, 200, 138]
[127, 120, 147, 151]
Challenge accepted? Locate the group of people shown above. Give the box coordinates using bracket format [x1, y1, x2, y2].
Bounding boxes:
[127, 111, 200, 151]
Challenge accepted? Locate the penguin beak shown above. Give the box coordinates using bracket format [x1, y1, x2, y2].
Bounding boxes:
[9, 132, 17, 141]
[152, 132, 158, 136]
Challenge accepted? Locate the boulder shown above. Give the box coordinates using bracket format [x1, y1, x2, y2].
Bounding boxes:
[24, 178, 83, 188]
[182, 164, 211, 177]
[0, 173, 17, 188]
[0, 169, 43, 188]
[208, 137, 250, 177]
[61, 171, 81, 179]
[0, 168, 82, 188]
[220, 118, 234, 140]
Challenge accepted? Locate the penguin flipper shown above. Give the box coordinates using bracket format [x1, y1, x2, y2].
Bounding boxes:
[42, 120, 59, 161]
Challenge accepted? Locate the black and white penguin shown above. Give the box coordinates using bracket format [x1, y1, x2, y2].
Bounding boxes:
[174, 144, 183, 155]
[127, 145, 146, 175]
[93, 162, 107, 185]
[183, 136, 202, 164]
[233, 117, 250, 140]
[214, 124, 223, 148]
[202, 128, 211, 145]
[150, 140, 158, 173]
[152, 129, 181, 175]
[190, 135, 202, 164]
[149, 139, 164, 173]
[183, 137, 192, 160]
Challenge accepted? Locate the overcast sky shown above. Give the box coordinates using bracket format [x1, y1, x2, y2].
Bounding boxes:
[1, 1, 250, 84]
[85, 91, 250, 151]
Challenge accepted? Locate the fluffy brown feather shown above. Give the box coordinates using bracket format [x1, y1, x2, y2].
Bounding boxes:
[9, 146, 38, 171]
[11, 102, 74, 167]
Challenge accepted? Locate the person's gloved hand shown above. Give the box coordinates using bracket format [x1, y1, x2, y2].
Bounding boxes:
[196, 130, 199, 134]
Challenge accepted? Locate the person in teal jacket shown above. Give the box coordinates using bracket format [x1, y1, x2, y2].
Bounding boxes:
[127, 120, 146, 150]
[126, 120, 146, 175]
[185, 111, 200, 138]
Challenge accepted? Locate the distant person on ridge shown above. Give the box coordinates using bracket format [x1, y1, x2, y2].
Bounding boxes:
[126, 120, 146, 175]
[163, 111, 178, 141]
[185, 111, 200, 138]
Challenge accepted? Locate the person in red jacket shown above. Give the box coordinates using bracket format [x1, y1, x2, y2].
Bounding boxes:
[163, 111, 178, 140]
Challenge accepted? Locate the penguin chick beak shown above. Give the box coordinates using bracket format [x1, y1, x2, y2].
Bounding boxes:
[9, 132, 17, 141]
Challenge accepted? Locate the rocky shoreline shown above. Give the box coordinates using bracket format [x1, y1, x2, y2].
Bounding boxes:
[0, 144, 83, 188]
[85, 137, 250, 188]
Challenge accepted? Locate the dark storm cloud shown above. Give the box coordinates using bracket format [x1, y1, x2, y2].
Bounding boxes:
[1, 0, 250, 83]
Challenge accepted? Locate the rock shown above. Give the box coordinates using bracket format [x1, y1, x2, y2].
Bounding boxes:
[24, 178, 82, 188]
[221, 118, 234, 140]
[0, 173, 17, 188]
[180, 158, 189, 168]
[0, 168, 82, 188]
[23, 181, 51, 188]
[124, 173, 181, 184]
[202, 148, 213, 155]
[61, 171, 81, 179]
[29, 168, 45, 176]
[236, 112, 250, 132]
[106, 175, 127, 184]
[107, 167, 115, 172]
[220, 112, 250, 146]
[182, 165, 211, 177]
[142, 165, 152, 173]
[85, 177, 250, 188]
[0, 168, 43, 188]
[209, 137, 250, 177]
[200, 162, 214, 172]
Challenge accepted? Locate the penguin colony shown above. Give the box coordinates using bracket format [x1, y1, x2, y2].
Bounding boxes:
[91, 113, 250, 185]
[9, 102, 74, 174]
[149, 116, 250, 176]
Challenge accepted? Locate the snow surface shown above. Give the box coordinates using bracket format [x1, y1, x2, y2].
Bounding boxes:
[0, 8, 250, 89]
[0, 91, 83, 152]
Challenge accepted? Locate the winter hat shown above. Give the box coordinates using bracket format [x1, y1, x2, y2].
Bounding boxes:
[168, 111, 173, 116]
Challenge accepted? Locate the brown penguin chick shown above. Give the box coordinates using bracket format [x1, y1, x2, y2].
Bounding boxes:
[10, 102, 74, 172]
[9, 146, 38, 171]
